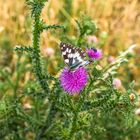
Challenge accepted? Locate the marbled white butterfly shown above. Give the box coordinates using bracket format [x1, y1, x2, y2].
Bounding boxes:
[60, 42, 90, 71]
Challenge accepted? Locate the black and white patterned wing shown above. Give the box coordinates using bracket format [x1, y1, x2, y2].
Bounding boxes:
[60, 42, 90, 70]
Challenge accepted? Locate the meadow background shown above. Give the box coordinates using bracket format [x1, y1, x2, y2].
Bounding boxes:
[0, 0, 140, 139]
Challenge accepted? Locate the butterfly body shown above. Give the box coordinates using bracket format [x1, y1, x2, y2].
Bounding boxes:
[60, 42, 90, 71]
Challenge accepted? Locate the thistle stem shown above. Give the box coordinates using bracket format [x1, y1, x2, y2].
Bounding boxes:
[32, 10, 49, 93]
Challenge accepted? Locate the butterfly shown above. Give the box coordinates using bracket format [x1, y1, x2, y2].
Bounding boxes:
[60, 42, 91, 71]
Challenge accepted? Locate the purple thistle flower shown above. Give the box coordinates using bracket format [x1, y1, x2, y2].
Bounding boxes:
[60, 67, 88, 94]
[87, 48, 102, 60]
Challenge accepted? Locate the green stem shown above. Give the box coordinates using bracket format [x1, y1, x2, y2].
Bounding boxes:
[43, 24, 64, 30]
[35, 102, 54, 140]
[69, 113, 78, 140]
[32, 13, 49, 93]
[68, 79, 94, 139]
[13, 54, 21, 98]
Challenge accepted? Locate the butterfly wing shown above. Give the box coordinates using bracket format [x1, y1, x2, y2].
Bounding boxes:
[60, 42, 90, 70]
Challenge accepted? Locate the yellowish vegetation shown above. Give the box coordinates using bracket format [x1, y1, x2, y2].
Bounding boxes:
[0, 0, 140, 90]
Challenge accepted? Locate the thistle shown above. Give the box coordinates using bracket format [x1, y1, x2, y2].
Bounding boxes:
[60, 67, 88, 94]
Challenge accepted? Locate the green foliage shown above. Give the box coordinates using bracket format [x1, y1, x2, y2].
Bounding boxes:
[26, 0, 47, 17]
[15, 45, 33, 53]
[75, 15, 98, 46]
[0, 1, 139, 140]
[76, 16, 98, 37]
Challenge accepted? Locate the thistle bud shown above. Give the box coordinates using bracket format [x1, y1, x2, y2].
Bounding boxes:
[135, 108, 140, 116]
[129, 93, 135, 102]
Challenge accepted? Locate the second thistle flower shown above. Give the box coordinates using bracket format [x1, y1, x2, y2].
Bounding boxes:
[87, 48, 102, 60]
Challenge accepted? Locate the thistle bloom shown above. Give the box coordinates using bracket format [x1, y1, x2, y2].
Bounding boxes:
[108, 56, 115, 63]
[113, 78, 122, 89]
[42, 47, 55, 57]
[87, 35, 98, 43]
[87, 48, 102, 60]
[60, 67, 88, 94]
